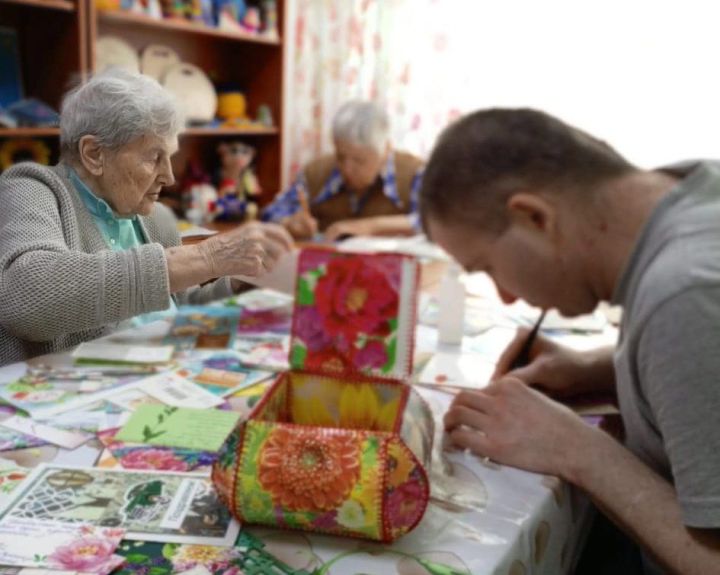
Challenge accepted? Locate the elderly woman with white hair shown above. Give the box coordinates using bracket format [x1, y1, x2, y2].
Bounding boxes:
[0, 69, 292, 366]
[262, 100, 424, 241]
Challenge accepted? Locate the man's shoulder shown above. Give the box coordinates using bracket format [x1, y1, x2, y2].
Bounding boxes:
[631, 232, 720, 326]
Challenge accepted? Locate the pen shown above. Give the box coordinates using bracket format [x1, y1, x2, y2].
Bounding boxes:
[297, 187, 311, 218]
[509, 309, 547, 370]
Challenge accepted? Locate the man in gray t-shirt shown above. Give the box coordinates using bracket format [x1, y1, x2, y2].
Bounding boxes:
[420, 108, 720, 574]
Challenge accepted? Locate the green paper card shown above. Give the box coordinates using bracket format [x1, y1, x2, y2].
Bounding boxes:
[115, 405, 241, 452]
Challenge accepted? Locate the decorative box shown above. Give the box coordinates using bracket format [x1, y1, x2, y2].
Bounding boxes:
[213, 248, 434, 542]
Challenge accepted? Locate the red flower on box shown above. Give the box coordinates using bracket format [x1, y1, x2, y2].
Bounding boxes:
[304, 348, 352, 373]
[315, 258, 398, 343]
[387, 475, 426, 529]
[258, 427, 361, 511]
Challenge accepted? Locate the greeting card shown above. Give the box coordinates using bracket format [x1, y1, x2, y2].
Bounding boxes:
[165, 307, 240, 350]
[233, 335, 290, 372]
[236, 304, 293, 335]
[0, 522, 125, 575]
[0, 425, 47, 452]
[174, 351, 273, 397]
[0, 366, 145, 419]
[72, 343, 174, 366]
[115, 406, 240, 452]
[97, 429, 218, 473]
[0, 465, 239, 545]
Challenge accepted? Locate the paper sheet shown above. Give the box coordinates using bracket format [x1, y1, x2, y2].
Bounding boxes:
[233, 249, 299, 295]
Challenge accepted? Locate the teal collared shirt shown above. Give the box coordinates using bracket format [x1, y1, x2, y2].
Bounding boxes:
[68, 167, 146, 251]
[68, 167, 176, 323]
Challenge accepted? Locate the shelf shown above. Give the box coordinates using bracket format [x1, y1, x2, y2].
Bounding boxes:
[0, 127, 60, 137]
[98, 10, 281, 46]
[0, 0, 75, 12]
[182, 126, 279, 137]
[0, 127, 278, 139]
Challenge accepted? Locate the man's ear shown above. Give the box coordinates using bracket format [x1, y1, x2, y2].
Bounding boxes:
[78, 135, 105, 176]
[506, 192, 557, 235]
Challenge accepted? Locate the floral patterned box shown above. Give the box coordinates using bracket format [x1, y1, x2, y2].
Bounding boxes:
[213, 248, 434, 542]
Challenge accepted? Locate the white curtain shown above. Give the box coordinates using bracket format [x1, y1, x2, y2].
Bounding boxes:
[284, 0, 720, 184]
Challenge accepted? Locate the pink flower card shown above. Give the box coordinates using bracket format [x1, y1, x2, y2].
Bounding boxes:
[290, 249, 419, 381]
[0, 521, 125, 575]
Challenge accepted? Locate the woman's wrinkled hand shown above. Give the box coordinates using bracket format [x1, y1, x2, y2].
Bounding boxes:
[197, 221, 294, 278]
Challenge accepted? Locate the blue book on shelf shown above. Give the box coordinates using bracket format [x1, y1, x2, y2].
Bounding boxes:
[0, 27, 24, 108]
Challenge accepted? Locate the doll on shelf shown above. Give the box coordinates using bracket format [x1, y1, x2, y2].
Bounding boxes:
[216, 142, 262, 221]
[180, 159, 219, 224]
[261, 0, 279, 40]
[239, 6, 261, 34]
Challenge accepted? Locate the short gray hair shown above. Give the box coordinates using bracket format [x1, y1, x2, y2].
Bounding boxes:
[332, 100, 390, 153]
[60, 68, 184, 160]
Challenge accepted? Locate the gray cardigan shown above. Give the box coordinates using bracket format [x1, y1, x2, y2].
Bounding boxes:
[0, 162, 232, 366]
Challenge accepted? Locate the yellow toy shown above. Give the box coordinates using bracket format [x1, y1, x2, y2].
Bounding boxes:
[0, 139, 50, 172]
[217, 92, 253, 127]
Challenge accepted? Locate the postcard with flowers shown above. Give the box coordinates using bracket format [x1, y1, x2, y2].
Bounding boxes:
[0, 521, 125, 575]
[114, 531, 311, 575]
[0, 460, 28, 508]
[0, 424, 47, 452]
[0, 464, 239, 546]
[0, 366, 145, 420]
[236, 303, 293, 336]
[290, 249, 419, 380]
[233, 334, 290, 372]
[96, 428, 218, 473]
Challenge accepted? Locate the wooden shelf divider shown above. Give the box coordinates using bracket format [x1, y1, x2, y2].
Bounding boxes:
[0, 0, 75, 12]
[182, 126, 279, 137]
[98, 10, 282, 45]
[0, 127, 61, 137]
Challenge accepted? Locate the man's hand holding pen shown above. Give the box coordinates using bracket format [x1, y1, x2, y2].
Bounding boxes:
[442, 310, 613, 473]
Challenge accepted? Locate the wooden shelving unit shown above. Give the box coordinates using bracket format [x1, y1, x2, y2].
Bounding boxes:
[98, 9, 281, 46]
[182, 126, 279, 137]
[0, 0, 85, 166]
[0, 0, 75, 12]
[0, 127, 61, 137]
[89, 2, 286, 203]
[1, 0, 286, 204]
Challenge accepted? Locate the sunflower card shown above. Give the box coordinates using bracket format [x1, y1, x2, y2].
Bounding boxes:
[213, 248, 434, 543]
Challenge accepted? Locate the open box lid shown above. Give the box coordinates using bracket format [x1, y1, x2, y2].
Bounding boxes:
[288, 247, 420, 382]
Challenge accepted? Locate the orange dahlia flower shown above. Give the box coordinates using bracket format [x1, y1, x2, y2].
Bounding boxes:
[258, 427, 361, 511]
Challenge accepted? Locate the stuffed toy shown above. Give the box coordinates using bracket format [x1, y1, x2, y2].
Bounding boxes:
[216, 141, 262, 221]
[180, 160, 218, 223]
